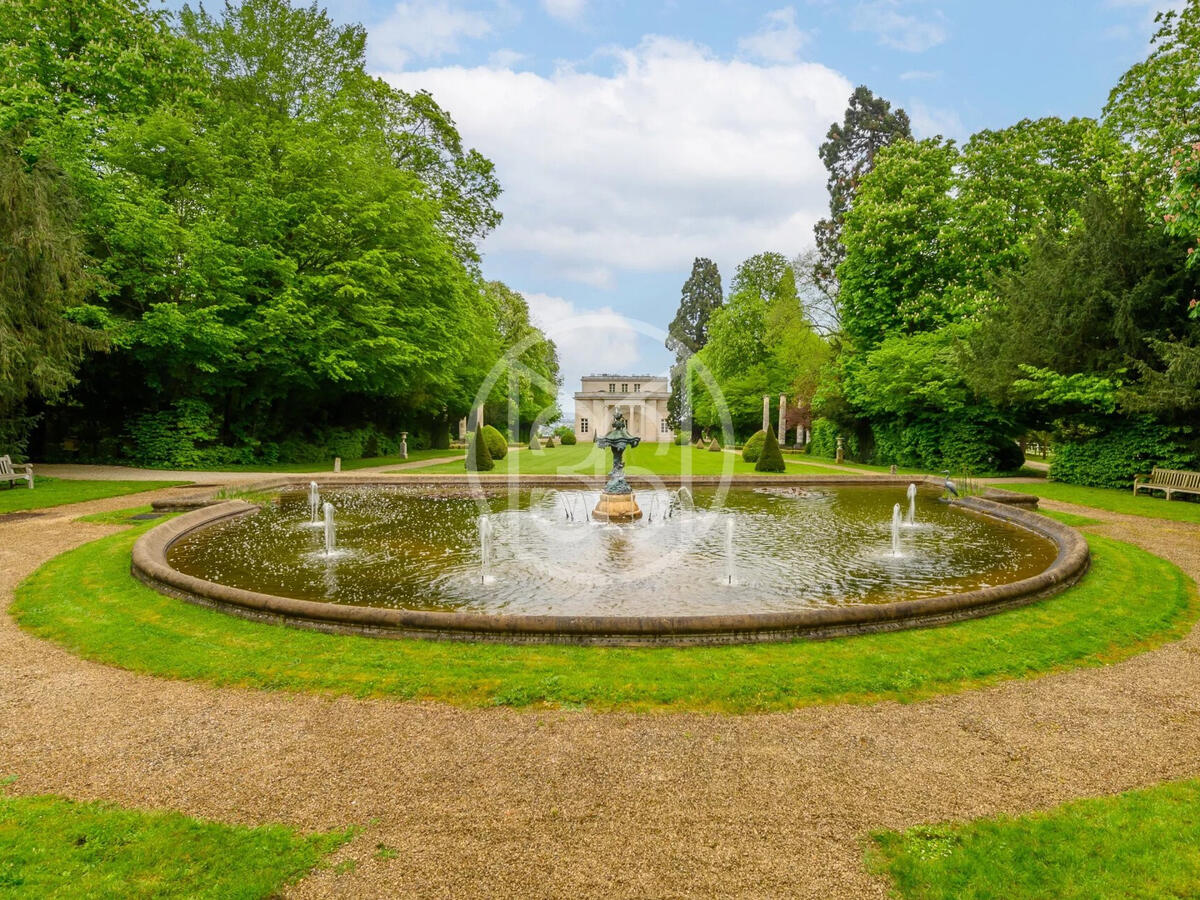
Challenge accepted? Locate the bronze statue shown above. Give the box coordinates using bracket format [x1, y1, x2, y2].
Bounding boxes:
[596, 409, 640, 494]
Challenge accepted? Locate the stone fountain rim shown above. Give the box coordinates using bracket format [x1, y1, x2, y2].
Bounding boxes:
[130, 475, 1090, 647]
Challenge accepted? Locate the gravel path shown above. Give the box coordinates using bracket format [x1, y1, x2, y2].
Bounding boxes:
[1, 491, 1199, 897]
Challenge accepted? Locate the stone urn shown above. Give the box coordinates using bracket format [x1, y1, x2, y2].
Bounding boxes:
[593, 410, 642, 522]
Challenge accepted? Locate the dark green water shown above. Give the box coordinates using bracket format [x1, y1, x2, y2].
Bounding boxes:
[167, 485, 1057, 617]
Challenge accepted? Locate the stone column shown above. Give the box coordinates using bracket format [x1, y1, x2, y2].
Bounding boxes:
[778, 395, 786, 442]
[762, 395, 770, 434]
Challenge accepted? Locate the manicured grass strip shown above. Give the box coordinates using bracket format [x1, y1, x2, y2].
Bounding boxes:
[75, 505, 158, 525]
[1016, 481, 1200, 525]
[866, 779, 1200, 900]
[806, 455, 933, 475]
[0, 787, 352, 899]
[0, 478, 187, 514]
[11, 524, 1196, 714]
[405, 442, 850, 477]
[1038, 509, 1103, 528]
[199, 449, 458, 473]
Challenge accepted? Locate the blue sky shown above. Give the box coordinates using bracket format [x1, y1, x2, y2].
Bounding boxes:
[209, 0, 1181, 414]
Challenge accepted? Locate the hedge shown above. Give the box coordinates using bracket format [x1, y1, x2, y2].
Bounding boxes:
[1050, 419, 1197, 489]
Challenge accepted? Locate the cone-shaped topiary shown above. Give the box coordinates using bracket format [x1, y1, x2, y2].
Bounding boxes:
[545, 434, 555, 448]
[741, 430, 766, 462]
[466, 423, 494, 471]
[481, 424, 507, 459]
[708, 438, 721, 452]
[528, 432, 541, 450]
[755, 425, 785, 472]
[694, 436, 706, 448]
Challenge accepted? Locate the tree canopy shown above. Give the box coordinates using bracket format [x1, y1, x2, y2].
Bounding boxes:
[0, 0, 554, 463]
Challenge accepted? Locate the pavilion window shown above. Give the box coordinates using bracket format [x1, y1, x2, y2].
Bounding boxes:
[621, 383, 628, 393]
[580, 418, 589, 434]
[608, 383, 615, 393]
[633, 383, 640, 392]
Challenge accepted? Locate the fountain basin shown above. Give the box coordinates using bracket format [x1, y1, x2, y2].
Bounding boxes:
[132, 478, 1090, 646]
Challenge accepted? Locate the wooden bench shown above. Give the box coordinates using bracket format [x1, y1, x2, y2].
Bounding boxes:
[1133, 467, 1200, 500]
[0, 455, 33, 489]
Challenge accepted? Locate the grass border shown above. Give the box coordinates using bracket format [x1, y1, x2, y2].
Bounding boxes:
[8, 515, 1197, 714]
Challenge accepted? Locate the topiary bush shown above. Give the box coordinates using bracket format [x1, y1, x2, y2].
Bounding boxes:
[481, 424, 508, 459]
[708, 438, 721, 452]
[1050, 419, 1197, 489]
[555, 426, 577, 445]
[741, 430, 766, 463]
[545, 434, 555, 448]
[528, 432, 541, 451]
[466, 423, 494, 471]
[755, 426, 786, 472]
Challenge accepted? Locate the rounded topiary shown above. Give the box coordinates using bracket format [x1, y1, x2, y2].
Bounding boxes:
[754, 425, 785, 472]
[465, 423, 494, 471]
[708, 438, 721, 452]
[481, 424, 508, 460]
[557, 428, 577, 446]
[741, 430, 766, 463]
[528, 432, 541, 451]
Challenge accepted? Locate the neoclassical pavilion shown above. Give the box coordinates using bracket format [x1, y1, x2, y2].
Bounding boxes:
[574, 374, 671, 442]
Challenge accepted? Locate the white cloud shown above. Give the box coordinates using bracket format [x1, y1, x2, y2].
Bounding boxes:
[522, 292, 647, 416]
[369, 1, 495, 69]
[907, 100, 963, 140]
[382, 37, 850, 284]
[852, 1, 948, 53]
[488, 48, 527, 68]
[541, 0, 587, 23]
[737, 7, 811, 63]
[899, 68, 939, 81]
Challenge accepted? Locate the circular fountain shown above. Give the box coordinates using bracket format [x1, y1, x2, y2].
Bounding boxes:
[132, 474, 1090, 646]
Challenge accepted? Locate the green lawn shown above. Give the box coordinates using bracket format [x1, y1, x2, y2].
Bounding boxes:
[403, 442, 849, 477]
[1010, 482, 1200, 525]
[0, 784, 351, 899]
[11, 519, 1195, 713]
[0, 478, 187, 514]
[867, 779, 1200, 900]
[177, 449, 458, 473]
[804, 454, 934, 476]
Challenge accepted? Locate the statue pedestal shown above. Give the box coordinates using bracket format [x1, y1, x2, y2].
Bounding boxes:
[592, 491, 642, 522]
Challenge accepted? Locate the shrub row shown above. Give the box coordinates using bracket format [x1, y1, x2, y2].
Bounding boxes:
[1050, 419, 1197, 488]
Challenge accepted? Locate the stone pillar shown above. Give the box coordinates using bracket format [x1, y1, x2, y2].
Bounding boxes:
[778, 395, 786, 443]
[835, 436, 844, 464]
[762, 395, 770, 434]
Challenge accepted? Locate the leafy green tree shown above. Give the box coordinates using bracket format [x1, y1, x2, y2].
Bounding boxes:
[837, 138, 967, 349]
[1105, 3, 1200, 173]
[482, 281, 561, 436]
[0, 134, 104, 444]
[813, 86, 912, 297]
[666, 257, 722, 430]
[958, 117, 1128, 274]
[969, 185, 1200, 428]
[1106, 1, 1200, 311]
[689, 253, 827, 437]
